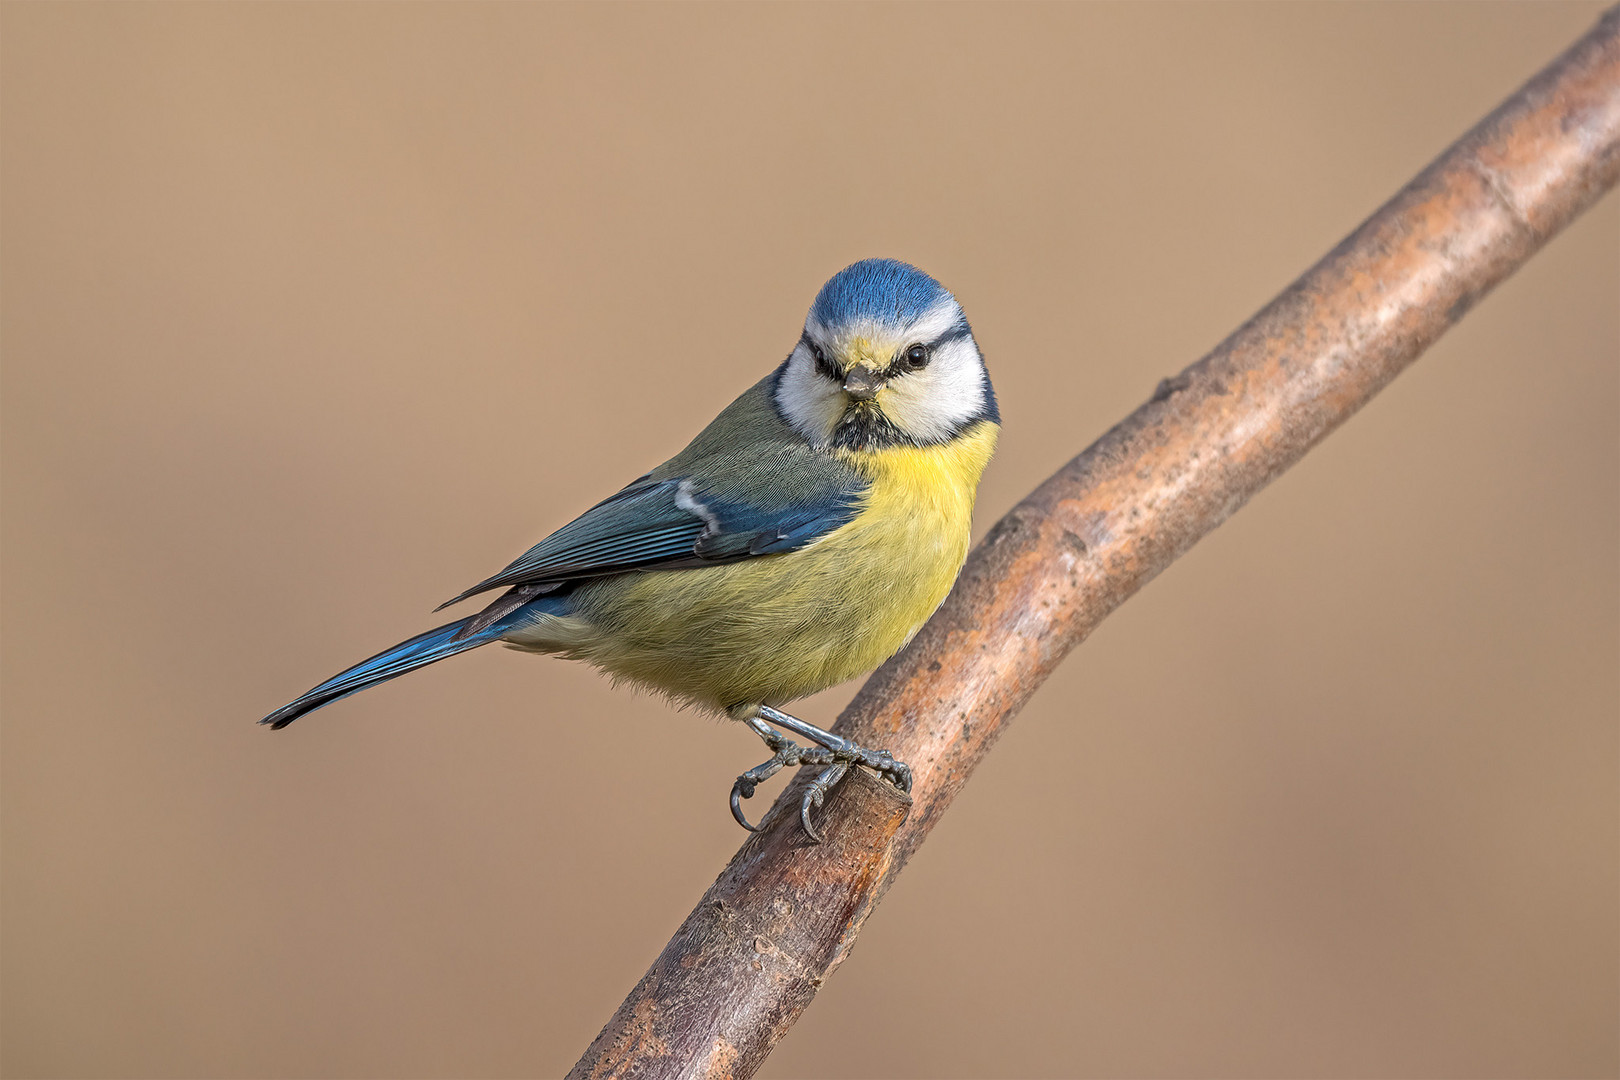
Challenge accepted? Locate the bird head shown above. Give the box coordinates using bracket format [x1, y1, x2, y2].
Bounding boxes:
[774, 259, 999, 451]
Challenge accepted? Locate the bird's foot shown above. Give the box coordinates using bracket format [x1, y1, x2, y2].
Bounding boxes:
[729, 729, 814, 832]
[729, 705, 912, 843]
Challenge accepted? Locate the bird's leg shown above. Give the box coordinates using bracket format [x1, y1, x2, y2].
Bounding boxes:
[758, 705, 913, 797]
[730, 716, 824, 832]
[729, 706, 913, 843]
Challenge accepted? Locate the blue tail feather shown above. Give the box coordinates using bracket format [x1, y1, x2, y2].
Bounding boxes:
[261, 610, 521, 730]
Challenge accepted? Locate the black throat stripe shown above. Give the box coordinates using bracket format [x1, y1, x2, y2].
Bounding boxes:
[830, 405, 914, 452]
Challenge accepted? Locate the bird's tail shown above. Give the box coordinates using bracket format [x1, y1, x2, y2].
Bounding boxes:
[259, 609, 524, 730]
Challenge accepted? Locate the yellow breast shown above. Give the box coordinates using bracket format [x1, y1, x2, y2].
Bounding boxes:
[822, 419, 1000, 644]
[508, 421, 999, 712]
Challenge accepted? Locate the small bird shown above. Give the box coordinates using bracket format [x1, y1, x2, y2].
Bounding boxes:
[262, 259, 999, 840]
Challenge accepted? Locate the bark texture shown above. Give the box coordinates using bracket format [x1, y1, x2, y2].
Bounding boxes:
[571, 9, 1620, 1079]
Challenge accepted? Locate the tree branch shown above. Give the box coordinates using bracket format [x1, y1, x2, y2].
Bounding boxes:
[571, 9, 1620, 1079]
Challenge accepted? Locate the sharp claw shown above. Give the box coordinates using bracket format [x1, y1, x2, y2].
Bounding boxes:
[798, 763, 849, 844]
[799, 788, 823, 844]
[730, 743, 794, 834]
[731, 780, 760, 832]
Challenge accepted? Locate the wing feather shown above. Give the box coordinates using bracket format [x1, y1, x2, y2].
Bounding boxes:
[437, 375, 870, 610]
[436, 469, 864, 610]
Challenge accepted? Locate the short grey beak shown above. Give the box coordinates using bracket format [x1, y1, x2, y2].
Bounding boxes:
[842, 369, 883, 401]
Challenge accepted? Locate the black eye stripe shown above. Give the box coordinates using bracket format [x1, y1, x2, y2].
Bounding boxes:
[801, 324, 975, 382]
[885, 342, 932, 378]
[800, 333, 839, 380]
[885, 323, 973, 378]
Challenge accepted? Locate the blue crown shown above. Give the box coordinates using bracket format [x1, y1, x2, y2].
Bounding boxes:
[809, 259, 953, 331]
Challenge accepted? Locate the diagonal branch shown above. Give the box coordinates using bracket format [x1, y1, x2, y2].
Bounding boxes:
[571, 9, 1620, 1079]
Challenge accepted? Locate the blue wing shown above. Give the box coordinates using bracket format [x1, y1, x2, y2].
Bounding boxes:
[437, 455, 867, 610]
[261, 377, 869, 729]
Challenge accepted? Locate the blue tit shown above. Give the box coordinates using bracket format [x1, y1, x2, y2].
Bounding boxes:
[262, 258, 1000, 840]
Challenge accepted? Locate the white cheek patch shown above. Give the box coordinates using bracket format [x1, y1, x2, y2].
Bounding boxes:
[774, 344, 845, 445]
[878, 337, 987, 443]
[784, 294, 989, 447]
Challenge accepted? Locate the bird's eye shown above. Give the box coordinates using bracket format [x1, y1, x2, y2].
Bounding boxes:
[900, 343, 931, 371]
[808, 341, 838, 380]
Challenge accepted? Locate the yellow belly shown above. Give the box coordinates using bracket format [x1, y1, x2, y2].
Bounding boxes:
[504, 421, 998, 712]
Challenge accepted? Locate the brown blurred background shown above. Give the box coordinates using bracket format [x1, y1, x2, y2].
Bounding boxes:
[3, 3, 1615, 1077]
